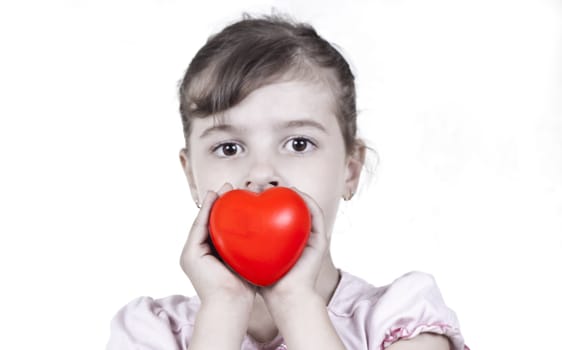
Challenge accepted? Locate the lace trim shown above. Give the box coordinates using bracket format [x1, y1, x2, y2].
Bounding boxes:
[382, 323, 470, 350]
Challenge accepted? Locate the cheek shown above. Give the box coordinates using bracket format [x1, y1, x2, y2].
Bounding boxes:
[191, 154, 234, 193]
[301, 187, 341, 238]
[287, 160, 345, 231]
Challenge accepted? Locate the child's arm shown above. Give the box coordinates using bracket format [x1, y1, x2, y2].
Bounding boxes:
[180, 185, 257, 350]
[261, 189, 346, 350]
[266, 290, 346, 350]
[188, 296, 253, 350]
[386, 333, 451, 350]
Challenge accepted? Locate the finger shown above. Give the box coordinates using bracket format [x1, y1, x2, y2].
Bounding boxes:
[217, 182, 234, 196]
[186, 190, 218, 247]
[290, 188, 329, 256]
[180, 190, 220, 273]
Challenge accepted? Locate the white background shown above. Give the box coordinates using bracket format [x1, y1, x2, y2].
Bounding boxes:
[0, 1, 560, 349]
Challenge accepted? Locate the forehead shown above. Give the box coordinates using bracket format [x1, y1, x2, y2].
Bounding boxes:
[191, 79, 340, 136]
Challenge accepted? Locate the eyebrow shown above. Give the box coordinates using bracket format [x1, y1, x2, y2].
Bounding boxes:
[199, 119, 328, 138]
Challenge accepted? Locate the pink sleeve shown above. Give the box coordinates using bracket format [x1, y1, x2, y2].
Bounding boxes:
[368, 272, 468, 350]
[106, 296, 194, 350]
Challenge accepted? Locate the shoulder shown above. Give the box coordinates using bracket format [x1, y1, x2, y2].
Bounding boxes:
[106, 294, 200, 350]
[330, 270, 468, 350]
[329, 270, 442, 317]
[376, 271, 467, 350]
[328, 270, 388, 317]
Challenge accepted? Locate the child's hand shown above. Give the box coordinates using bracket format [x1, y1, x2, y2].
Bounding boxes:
[179, 183, 256, 307]
[258, 187, 340, 347]
[259, 187, 329, 306]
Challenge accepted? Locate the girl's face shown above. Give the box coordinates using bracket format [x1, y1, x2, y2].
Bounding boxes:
[180, 79, 364, 237]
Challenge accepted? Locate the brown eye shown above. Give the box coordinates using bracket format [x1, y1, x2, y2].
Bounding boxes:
[292, 138, 308, 152]
[213, 142, 242, 157]
[222, 143, 238, 156]
[286, 137, 315, 153]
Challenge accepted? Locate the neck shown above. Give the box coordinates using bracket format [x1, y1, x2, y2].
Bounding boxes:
[246, 253, 341, 343]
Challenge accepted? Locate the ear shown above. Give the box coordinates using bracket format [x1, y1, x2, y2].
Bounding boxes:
[179, 148, 200, 204]
[343, 139, 366, 199]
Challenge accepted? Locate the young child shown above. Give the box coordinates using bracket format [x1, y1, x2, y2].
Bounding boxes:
[107, 14, 468, 350]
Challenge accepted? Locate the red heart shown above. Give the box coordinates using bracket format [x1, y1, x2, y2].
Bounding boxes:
[209, 187, 311, 286]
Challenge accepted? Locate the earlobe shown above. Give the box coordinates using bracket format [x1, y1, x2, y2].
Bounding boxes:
[343, 140, 366, 199]
[179, 148, 200, 205]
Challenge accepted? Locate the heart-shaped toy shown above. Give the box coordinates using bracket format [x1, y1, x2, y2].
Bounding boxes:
[208, 187, 311, 286]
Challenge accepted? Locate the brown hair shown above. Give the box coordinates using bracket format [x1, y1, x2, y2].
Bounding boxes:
[178, 14, 359, 155]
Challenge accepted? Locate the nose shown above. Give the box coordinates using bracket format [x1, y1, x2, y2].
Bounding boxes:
[243, 161, 281, 193]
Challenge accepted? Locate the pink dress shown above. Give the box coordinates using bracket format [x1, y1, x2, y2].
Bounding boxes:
[106, 270, 468, 350]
